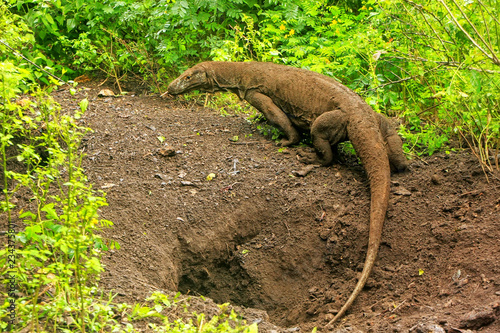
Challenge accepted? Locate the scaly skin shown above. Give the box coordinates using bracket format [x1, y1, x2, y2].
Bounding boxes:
[167, 61, 407, 325]
[304, 109, 391, 326]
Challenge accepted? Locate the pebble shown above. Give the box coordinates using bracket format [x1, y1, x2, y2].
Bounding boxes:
[97, 89, 115, 97]
[409, 322, 445, 333]
[431, 174, 443, 185]
[393, 187, 412, 196]
[158, 147, 176, 157]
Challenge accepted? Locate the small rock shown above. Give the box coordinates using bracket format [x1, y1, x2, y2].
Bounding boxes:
[328, 235, 338, 243]
[319, 229, 330, 240]
[97, 89, 115, 97]
[456, 278, 469, 288]
[431, 174, 443, 185]
[409, 322, 445, 333]
[180, 181, 196, 186]
[324, 313, 335, 322]
[308, 286, 320, 295]
[393, 187, 412, 196]
[459, 306, 496, 330]
[291, 164, 316, 177]
[158, 148, 176, 157]
[438, 288, 451, 297]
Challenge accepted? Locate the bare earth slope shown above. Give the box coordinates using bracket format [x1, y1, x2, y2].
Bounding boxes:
[53, 83, 499, 332]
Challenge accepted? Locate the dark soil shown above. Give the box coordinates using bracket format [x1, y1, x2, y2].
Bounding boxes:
[51, 82, 499, 332]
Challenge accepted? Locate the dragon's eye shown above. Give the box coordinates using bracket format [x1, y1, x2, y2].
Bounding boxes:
[186, 75, 192, 80]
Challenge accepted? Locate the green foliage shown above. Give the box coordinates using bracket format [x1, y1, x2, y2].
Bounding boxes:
[0, 4, 33, 51]
[6, 0, 267, 90]
[0, 74, 116, 330]
[133, 293, 258, 333]
[382, 0, 499, 171]
[211, 0, 385, 81]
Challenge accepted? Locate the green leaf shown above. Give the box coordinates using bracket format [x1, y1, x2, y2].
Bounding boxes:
[20, 210, 36, 221]
[41, 203, 59, 220]
[25, 225, 42, 240]
[79, 98, 89, 113]
[76, 0, 85, 9]
[44, 14, 55, 26]
[60, 242, 69, 254]
[67, 18, 77, 32]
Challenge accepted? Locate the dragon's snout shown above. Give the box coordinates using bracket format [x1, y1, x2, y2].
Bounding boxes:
[167, 79, 184, 95]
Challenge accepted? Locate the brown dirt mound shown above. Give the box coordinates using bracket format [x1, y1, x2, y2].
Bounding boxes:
[51, 83, 500, 332]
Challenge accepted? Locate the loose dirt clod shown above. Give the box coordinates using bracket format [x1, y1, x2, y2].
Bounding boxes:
[459, 305, 498, 330]
[291, 165, 316, 177]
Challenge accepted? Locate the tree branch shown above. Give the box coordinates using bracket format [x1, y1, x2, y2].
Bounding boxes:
[390, 52, 500, 73]
[450, 0, 500, 65]
[438, 0, 500, 66]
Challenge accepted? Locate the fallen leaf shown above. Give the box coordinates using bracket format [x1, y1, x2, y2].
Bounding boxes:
[74, 74, 91, 83]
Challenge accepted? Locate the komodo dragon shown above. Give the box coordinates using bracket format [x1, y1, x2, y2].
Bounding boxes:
[167, 61, 407, 324]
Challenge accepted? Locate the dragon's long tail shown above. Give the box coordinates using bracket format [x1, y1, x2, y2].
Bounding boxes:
[326, 114, 391, 326]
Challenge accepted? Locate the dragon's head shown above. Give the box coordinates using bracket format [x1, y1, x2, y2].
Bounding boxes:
[167, 63, 211, 95]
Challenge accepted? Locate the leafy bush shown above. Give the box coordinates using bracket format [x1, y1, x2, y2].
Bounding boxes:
[381, 0, 499, 171]
[6, 0, 266, 89]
